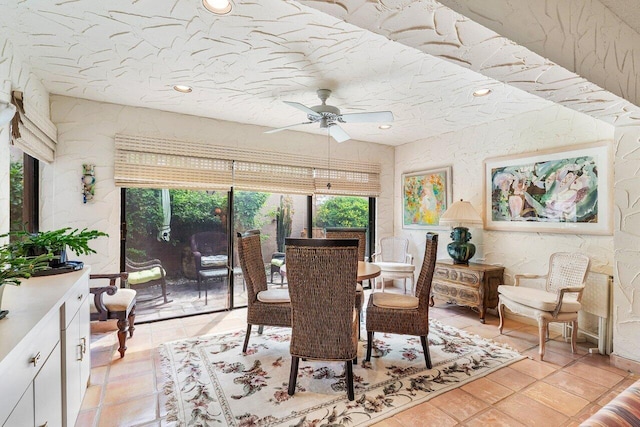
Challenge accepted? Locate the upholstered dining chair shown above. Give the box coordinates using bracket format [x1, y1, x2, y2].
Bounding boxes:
[325, 227, 367, 337]
[89, 272, 136, 358]
[497, 252, 591, 360]
[236, 230, 291, 353]
[285, 237, 359, 401]
[365, 232, 438, 369]
[371, 236, 415, 293]
[125, 257, 170, 304]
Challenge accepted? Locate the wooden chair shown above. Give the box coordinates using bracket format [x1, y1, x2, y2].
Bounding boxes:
[325, 227, 367, 337]
[371, 236, 415, 293]
[285, 237, 359, 401]
[365, 232, 438, 369]
[125, 257, 170, 304]
[236, 230, 291, 353]
[497, 252, 590, 360]
[89, 273, 136, 358]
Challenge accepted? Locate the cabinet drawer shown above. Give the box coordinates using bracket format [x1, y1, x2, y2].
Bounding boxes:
[434, 267, 481, 288]
[432, 280, 481, 305]
[0, 309, 60, 423]
[61, 275, 90, 329]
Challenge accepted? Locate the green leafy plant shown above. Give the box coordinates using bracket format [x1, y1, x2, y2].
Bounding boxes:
[0, 235, 52, 286]
[315, 196, 368, 228]
[12, 228, 108, 257]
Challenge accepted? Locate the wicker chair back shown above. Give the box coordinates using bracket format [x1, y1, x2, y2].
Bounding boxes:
[236, 230, 268, 302]
[325, 227, 367, 261]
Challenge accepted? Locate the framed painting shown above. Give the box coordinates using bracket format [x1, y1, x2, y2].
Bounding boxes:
[484, 141, 612, 235]
[402, 166, 452, 228]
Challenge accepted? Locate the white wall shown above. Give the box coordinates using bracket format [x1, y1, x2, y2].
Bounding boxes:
[44, 95, 395, 273]
[395, 104, 615, 284]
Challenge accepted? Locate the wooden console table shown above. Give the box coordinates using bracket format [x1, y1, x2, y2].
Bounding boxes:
[429, 260, 504, 323]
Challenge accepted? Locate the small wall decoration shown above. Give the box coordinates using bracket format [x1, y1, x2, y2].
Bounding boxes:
[402, 166, 452, 228]
[82, 163, 95, 203]
[484, 141, 612, 235]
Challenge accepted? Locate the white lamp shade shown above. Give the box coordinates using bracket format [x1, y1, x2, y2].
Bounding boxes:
[439, 200, 483, 227]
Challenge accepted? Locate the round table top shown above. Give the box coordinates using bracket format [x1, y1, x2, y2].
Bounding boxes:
[357, 261, 381, 281]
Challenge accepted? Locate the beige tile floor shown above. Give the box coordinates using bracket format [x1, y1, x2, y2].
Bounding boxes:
[78, 295, 637, 427]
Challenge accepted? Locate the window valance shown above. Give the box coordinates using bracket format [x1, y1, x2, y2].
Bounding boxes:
[114, 134, 381, 196]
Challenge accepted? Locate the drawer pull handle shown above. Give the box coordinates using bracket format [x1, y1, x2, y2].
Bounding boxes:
[31, 352, 41, 367]
[39, 422, 48, 427]
[77, 344, 84, 361]
[81, 337, 87, 354]
[77, 293, 84, 300]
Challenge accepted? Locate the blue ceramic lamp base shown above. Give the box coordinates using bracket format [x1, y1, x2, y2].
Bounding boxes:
[447, 226, 476, 265]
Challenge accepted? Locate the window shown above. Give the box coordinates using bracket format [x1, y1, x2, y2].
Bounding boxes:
[9, 146, 38, 235]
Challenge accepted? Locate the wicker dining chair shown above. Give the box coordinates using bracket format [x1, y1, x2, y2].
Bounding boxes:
[285, 237, 359, 401]
[497, 252, 590, 360]
[365, 232, 438, 369]
[236, 230, 291, 353]
[325, 227, 367, 337]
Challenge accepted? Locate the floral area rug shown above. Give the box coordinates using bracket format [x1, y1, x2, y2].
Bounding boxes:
[159, 320, 523, 426]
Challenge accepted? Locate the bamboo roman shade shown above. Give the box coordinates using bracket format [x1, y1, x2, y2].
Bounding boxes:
[114, 134, 380, 196]
[10, 91, 58, 163]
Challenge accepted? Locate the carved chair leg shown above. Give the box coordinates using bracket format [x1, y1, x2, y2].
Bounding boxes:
[365, 331, 374, 362]
[242, 324, 252, 353]
[497, 302, 505, 334]
[571, 320, 578, 353]
[538, 320, 548, 361]
[288, 356, 300, 396]
[128, 305, 136, 338]
[346, 360, 355, 401]
[116, 316, 129, 358]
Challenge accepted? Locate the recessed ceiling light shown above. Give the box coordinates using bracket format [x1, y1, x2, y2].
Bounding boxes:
[203, 0, 232, 15]
[379, 124, 392, 130]
[473, 88, 492, 97]
[173, 85, 193, 93]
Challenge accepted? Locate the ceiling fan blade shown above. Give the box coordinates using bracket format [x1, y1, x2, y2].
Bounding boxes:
[339, 111, 394, 123]
[329, 124, 350, 143]
[283, 101, 321, 118]
[265, 121, 313, 134]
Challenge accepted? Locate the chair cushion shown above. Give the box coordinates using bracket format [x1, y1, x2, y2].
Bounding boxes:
[498, 285, 581, 313]
[201, 255, 227, 267]
[373, 262, 415, 272]
[257, 289, 290, 303]
[90, 288, 136, 313]
[371, 292, 419, 310]
[270, 258, 285, 267]
[128, 267, 164, 285]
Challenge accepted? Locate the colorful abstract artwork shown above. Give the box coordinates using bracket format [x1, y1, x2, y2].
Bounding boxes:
[402, 167, 452, 228]
[484, 142, 612, 235]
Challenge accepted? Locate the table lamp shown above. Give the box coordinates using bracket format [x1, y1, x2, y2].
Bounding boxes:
[439, 199, 483, 264]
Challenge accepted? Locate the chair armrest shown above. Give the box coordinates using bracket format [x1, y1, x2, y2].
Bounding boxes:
[514, 274, 546, 286]
[552, 286, 585, 318]
[405, 254, 414, 264]
[371, 251, 381, 262]
[90, 273, 128, 321]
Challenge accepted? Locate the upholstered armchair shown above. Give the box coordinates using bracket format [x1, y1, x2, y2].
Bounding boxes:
[190, 231, 228, 286]
[236, 230, 291, 353]
[285, 237, 359, 401]
[365, 233, 438, 369]
[371, 236, 415, 293]
[89, 273, 136, 358]
[497, 252, 591, 360]
[270, 251, 285, 284]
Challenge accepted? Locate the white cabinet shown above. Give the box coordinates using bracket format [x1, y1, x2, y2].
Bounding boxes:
[0, 269, 91, 427]
[61, 281, 91, 427]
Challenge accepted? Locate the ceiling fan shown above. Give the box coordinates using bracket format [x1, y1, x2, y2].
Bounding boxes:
[265, 89, 394, 143]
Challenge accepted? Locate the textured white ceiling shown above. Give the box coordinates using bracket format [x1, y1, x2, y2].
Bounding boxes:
[0, 0, 555, 146]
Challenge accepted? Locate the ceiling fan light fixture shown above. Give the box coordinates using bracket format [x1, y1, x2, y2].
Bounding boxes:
[173, 84, 193, 93]
[203, 0, 232, 15]
[473, 88, 492, 97]
[379, 124, 392, 130]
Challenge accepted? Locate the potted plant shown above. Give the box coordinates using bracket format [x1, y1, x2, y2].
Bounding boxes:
[0, 236, 53, 317]
[11, 227, 108, 267]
